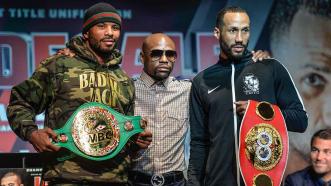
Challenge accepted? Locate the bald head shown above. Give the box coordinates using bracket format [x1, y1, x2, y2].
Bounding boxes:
[140, 33, 177, 81]
[142, 33, 176, 53]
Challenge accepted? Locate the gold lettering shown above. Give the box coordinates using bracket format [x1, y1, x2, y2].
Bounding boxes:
[108, 78, 118, 92]
[101, 89, 111, 105]
[90, 88, 94, 100]
[89, 133, 97, 144]
[79, 74, 89, 89]
[94, 88, 102, 102]
[89, 72, 96, 87]
[88, 131, 112, 144]
[97, 73, 107, 87]
[106, 131, 113, 139]
[110, 91, 118, 108]
[98, 132, 105, 141]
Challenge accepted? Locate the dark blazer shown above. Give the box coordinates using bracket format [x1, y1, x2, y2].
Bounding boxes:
[285, 166, 326, 186]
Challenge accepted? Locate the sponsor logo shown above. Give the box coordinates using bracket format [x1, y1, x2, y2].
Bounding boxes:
[208, 85, 221, 94]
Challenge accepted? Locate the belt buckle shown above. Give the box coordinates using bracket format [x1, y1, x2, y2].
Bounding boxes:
[150, 174, 165, 186]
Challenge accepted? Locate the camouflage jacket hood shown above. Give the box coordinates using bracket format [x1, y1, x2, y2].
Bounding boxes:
[67, 35, 122, 67]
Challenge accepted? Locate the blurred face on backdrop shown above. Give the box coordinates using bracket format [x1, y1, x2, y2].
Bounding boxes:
[214, 12, 250, 60]
[140, 33, 177, 81]
[0, 174, 23, 186]
[311, 137, 331, 181]
[271, 8, 331, 161]
[84, 22, 121, 55]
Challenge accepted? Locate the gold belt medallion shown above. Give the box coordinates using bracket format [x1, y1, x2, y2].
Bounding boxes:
[72, 106, 120, 157]
[245, 123, 282, 171]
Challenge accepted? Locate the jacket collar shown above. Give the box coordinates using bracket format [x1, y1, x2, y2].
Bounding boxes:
[140, 71, 172, 88]
[218, 49, 253, 67]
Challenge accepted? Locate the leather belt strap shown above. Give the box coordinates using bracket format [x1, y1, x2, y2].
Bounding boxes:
[239, 100, 288, 186]
[129, 171, 184, 186]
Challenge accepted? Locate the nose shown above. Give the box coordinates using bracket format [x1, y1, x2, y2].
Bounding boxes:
[316, 151, 325, 160]
[235, 31, 243, 43]
[159, 52, 168, 63]
[105, 26, 113, 36]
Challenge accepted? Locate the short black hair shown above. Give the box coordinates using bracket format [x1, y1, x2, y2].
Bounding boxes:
[311, 128, 331, 147]
[269, 0, 331, 37]
[215, 6, 248, 28]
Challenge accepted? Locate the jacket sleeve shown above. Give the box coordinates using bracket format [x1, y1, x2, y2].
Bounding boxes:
[273, 61, 308, 132]
[6, 58, 53, 141]
[187, 80, 209, 186]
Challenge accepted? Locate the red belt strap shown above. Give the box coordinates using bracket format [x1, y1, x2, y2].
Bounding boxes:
[239, 100, 288, 186]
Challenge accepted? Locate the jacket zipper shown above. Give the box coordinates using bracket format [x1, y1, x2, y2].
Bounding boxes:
[231, 63, 241, 186]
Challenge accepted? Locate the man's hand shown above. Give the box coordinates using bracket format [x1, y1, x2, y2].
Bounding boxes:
[252, 50, 271, 62]
[57, 48, 75, 57]
[28, 128, 60, 152]
[234, 101, 249, 116]
[134, 130, 152, 149]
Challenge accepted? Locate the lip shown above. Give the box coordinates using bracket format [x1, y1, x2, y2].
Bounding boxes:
[232, 45, 244, 52]
[102, 39, 115, 45]
[313, 162, 326, 167]
[156, 67, 171, 72]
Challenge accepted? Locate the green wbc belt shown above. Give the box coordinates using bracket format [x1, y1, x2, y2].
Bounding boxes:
[53, 102, 145, 161]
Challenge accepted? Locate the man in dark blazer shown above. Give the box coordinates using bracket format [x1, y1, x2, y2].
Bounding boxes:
[285, 129, 331, 186]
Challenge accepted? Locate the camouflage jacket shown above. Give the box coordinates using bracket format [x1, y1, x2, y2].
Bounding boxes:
[6, 36, 135, 183]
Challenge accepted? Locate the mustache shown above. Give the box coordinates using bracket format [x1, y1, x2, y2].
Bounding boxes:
[231, 43, 246, 48]
[101, 36, 115, 41]
[156, 64, 172, 70]
[156, 66, 171, 70]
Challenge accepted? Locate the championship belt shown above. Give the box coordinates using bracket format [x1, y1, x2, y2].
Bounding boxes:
[239, 100, 288, 186]
[52, 102, 146, 161]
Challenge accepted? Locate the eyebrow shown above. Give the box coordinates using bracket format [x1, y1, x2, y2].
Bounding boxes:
[311, 146, 331, 150]
[228, 25, 249, 29]
[303, 64, 331, 74]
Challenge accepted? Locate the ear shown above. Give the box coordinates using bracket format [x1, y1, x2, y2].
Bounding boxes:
[214, 27, 220, 40]
[139, 51, 144, 65]
[83, 31, 89, 40]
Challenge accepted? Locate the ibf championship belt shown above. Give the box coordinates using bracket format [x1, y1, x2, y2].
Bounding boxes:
[52, 102, 145, 161]
[239, 100, 288, 186]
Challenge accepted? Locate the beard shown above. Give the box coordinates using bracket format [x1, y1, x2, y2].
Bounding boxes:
[151, 66, 173, 81]
[152, 71, 171, 81]
[220, 39, 249, 61]
[88, 33, 117, 55]
[144, 62, 174, 81]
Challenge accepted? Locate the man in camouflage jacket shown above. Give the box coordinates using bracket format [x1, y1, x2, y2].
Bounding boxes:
[6, 2, 152, 185]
